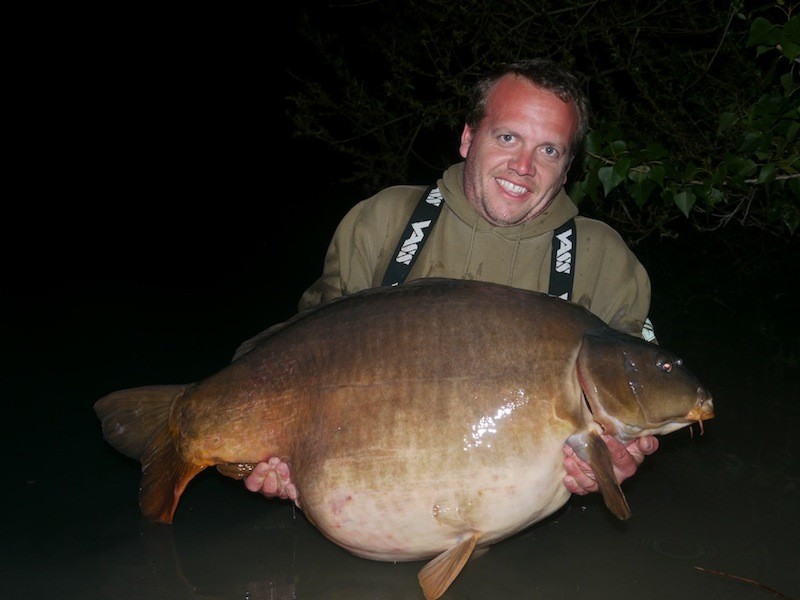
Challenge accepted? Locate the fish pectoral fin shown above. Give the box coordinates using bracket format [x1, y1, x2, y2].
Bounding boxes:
[568, 431, 631, 521]
[417, 532, 481, 600]
[216, 463, 257, 480]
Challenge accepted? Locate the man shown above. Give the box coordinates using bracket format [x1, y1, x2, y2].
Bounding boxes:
[243, 58, 659, 506]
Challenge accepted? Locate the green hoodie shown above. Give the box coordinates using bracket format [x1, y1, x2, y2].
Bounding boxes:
[299, 162, 654, 339]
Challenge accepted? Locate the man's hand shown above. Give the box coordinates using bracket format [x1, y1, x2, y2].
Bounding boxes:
[562, 435, 659, 495]
[244, 457, 300, 507]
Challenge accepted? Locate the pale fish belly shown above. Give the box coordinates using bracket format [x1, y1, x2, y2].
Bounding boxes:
[304, 450, 571, 562]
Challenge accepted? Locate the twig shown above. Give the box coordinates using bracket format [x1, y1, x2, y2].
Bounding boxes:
[694, 565, 796, 599]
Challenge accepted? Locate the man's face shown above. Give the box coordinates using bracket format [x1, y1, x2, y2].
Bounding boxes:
[459, 74, 578, 227]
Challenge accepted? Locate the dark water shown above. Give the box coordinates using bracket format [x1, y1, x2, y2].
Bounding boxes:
[3, 229, 798, 600]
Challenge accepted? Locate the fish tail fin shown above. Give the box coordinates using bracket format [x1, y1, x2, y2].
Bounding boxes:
[418, 532, 480, 600]
[94, 384, 205, 524]
[95, 385, 183, 460]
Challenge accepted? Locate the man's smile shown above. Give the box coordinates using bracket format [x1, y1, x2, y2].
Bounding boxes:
[495, 177, 529, 196]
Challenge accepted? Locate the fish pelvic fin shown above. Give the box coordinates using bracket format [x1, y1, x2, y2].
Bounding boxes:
[417, 532, 481, 600]
[567, 431, 631, 520]
[94, 384, 203, 524]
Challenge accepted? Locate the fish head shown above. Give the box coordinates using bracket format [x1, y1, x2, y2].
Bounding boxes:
[576, 332, 714, 443]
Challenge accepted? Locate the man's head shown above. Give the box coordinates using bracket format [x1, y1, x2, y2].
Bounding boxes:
[459, 58, 591, 227]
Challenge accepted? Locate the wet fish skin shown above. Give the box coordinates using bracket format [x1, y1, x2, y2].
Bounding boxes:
[95, 277, 713, 599]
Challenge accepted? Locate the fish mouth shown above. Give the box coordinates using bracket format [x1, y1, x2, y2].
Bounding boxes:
[682, 387, 714, 435]
[685, 386, 714, 422]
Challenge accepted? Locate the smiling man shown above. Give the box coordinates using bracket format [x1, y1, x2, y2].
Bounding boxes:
[460, 73, 581, 226]
[240, 58, 659, 503]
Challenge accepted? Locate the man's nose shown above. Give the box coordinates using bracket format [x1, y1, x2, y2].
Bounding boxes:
[508, 148, 535, 175]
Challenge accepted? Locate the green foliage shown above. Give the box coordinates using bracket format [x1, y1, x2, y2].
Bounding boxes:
[286, 1, 799, 240]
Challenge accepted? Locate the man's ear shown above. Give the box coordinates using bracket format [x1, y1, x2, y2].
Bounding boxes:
[459, 124, 474, 159]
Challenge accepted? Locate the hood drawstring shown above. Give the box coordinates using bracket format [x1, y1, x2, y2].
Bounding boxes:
[462, 212, 479, 279]
[507, 225, 523, 285]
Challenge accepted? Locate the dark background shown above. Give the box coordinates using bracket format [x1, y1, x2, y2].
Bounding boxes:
[2, 6, 798, 600]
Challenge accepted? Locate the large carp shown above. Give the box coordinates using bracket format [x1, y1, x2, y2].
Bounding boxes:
[95, 278, 713, 599]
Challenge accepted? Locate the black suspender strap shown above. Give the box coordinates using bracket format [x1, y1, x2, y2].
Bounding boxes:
[549, 217, 576, 301]
[381, 185, 576, 301]
[381, 185, 443, 287]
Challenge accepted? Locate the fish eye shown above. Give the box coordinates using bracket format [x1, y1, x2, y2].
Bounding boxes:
[655, 354, 679, 373]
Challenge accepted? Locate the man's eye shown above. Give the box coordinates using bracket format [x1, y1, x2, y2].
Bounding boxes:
[499, 134, 515, 143]
[544, 146, 558, 156]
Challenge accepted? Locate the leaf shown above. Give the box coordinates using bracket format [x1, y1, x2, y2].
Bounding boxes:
[570, 183, 586, 205]
[613, 157, 632, 180]
[598, 166, 624, 196]
[705, 187, 725, 209]
[711, 163, 728, 186]
[608, 139, 628, 156]
[584, 177, 600, 203]
[630, 178, 657, 208]
[647, 164, 666, 187]
[747, 16, 779, 47]
[757, 163, 777, 184]
[674, 191, 696, 217]
[627, 167, 647, 183]
[740, 131, 763, 153]
[781, 40, 800, 62]
[780, 71, 796, 95]
[780, 16, 800, 61]
[584, 131, 602, 155]
[739, 158, 758, 177]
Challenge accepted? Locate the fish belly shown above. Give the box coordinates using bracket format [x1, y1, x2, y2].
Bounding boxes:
[298, 446, 571, 561]
[291, 377, 579, 561]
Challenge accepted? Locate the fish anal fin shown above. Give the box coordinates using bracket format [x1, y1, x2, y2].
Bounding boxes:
[568, 431, 631, 520]
[417, 532, 480, 600]
[216, 463, 257, 480]
[139, 426, 205, 524]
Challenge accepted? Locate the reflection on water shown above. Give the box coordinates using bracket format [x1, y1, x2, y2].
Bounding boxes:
[642, 533, 718, 561]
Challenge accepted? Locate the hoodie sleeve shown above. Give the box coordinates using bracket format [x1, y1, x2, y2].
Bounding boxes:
[297, 201, 375, 311]
[297, 187, 422, 312]
[572, 218, 655, 340]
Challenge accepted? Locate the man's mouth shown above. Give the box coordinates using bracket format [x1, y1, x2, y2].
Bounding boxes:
[496, 178, 529, 196]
